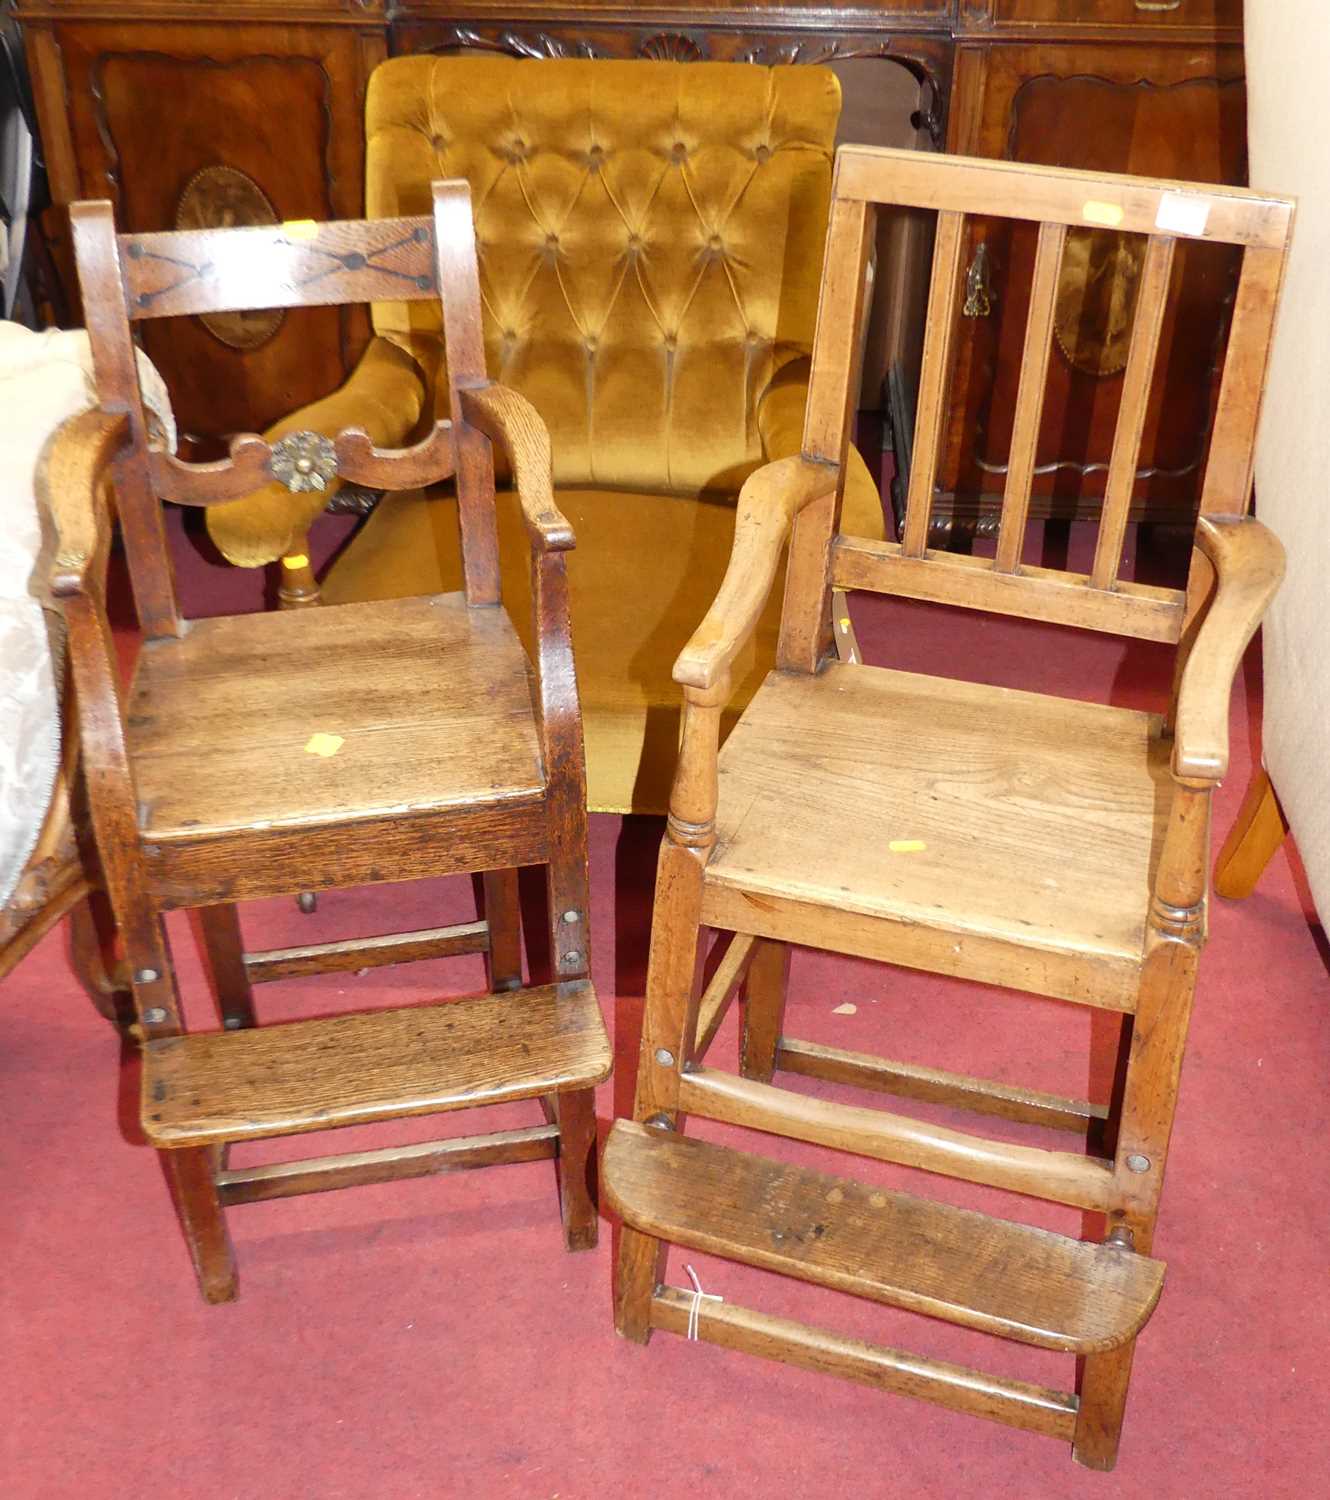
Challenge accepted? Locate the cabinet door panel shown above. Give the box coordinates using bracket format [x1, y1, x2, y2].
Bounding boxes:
[43, 20, 378, 449]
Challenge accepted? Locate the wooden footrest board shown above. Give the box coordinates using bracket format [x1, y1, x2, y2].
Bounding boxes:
[142, 981, 609, 1148]
[603, 1121, 1163, 1355]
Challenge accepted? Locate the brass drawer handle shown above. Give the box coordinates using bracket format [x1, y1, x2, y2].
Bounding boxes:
[963, 241, 992, 318]
[1134, 1, 1184, 11]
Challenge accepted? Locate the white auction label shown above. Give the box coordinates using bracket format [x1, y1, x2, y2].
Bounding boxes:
[1155, 193, 1212, 237]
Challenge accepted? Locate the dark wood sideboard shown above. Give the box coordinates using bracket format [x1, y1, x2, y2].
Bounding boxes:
[16, 1, 1247, 540]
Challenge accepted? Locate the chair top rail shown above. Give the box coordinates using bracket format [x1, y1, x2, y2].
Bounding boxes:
[118, 214, 438, 322]
[833, 146, 1294, 252]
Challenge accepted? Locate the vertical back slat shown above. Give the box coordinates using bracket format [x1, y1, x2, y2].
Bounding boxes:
[433, 179, 502, 607]
[780, 194, 875, 674]
[70, 201, 180, 638]
[802, 196, 874, 464]
[994, 221, 1066, 574]
[1089, 234, 1177, 590]
[899, 210, 967, 559]
[1197, 244, 1288, 518]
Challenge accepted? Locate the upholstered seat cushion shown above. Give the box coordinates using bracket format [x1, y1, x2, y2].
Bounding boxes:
[322, 454, 881, 813]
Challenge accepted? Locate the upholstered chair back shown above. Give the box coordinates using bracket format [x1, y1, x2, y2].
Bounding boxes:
[364, 55, 841, 496]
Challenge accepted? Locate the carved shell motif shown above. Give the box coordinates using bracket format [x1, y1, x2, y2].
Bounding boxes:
[270, 431, 338, 494]
[638, 32, 705, 63]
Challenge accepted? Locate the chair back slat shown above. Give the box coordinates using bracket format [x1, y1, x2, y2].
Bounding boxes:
[1089, 234, 1177, 589]
[787, 147, 1295, 650]
[994, 220, 1065, 574]
[120, 217, 438, 321]
[899, 210, 966, 559]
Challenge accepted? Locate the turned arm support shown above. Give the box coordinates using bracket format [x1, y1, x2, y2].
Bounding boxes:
[458, 382, 574, 553]
[673, 456, 840, 694]
[1172, 515, 1286, 784]
[43, 410, 131, 600]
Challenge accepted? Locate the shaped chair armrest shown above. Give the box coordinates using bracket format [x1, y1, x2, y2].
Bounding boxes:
[674, 456, 840, 695]
[1172, 515, 1286, 783]
[205, 336, 427, 567]
[458, 382, 574, 553]
[42, 410, 131, 600]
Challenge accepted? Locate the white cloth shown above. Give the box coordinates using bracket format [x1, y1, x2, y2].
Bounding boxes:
[1246, 1, 1330, 924]
[0, 323, 175, 907]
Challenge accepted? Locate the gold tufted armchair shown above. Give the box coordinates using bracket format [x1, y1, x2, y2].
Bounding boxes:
[207, 55, 884, 812]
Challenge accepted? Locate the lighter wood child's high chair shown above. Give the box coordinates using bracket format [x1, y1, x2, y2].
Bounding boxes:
[604, 147, 1292, 1468]
[45, 182, 611, 1304]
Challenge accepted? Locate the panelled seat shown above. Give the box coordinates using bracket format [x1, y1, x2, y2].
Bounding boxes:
[705, 662, 1170, 1010]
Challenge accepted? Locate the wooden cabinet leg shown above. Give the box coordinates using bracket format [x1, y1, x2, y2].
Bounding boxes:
[1072, 1340, 1135, 1471]
[278, 540, 320, 609]
[163, 1146, 237, 1305]
[740, 939, 791, 1083]
[616, 1224, 666, 1344]
[555, 1086, 599, 1252]
[195, 904, 256, 1031]
[1214, 768, 1288, 899]
[482, 868, 523, 991]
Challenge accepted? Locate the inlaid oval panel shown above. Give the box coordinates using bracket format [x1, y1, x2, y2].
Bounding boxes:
[175, 165, 284, 350]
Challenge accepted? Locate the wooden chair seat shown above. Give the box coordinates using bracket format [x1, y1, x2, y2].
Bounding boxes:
[604, 1122, 1164, 1357]
[128, 593, 548, 905]
[143, 980, 610, 1148]
[704, 663, 1169, 1009]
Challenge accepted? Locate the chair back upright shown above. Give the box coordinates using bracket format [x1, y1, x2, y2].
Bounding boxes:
[70, 180, 494, 640]
[780, 146, 1294, 676]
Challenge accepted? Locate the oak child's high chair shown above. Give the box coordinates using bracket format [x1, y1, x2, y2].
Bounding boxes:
[604, 147, 1292, 1468]
[45, 182, 611, 1304]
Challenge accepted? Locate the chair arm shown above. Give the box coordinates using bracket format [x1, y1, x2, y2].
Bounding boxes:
[42, 410, 131, 600]
[205, 336, 426, 567]
[458, 382, 574, 552]
[1172, 515, 1286, 783]
[673, 456, 840, 694]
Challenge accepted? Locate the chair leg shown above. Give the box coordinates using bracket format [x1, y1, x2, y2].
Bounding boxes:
[555, 1086, 599, 1252]
[68, 888, 132, 1029]
[1214, 767, 1288, 899]
[740, 939, 791, 1083]
[195, 904, 256, 1031]
[1072, 1339, 1136, 1471]
[482, 868, 523, 992]
[163, 1146, 238, 1305]
[615, 1224, 666, 1344]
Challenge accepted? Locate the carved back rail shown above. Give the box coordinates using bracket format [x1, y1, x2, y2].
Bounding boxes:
[70, 179, 494, 638]
[785, 146, 1293, 663]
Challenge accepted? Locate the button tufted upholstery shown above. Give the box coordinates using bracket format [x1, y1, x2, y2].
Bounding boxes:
[206, 56, 884, 813]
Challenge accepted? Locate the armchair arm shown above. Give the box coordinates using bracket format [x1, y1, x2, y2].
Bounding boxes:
[458, 382, 574, 552]
[1173, 514, 1286, 783]
[205, 336, 426, 567]
[674, 456, 840, 694]
[42, 410, 131, 600]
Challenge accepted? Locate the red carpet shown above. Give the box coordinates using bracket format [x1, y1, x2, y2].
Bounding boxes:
[4, 505, 1328, 1499]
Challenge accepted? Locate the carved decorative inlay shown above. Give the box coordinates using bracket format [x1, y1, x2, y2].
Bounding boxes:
[175, 165, 284, 350]
[1054, 227, 1144, 378]
[270, 430, 337, 493]
[445, 26, 595, 61]
[639, 32, 707, 63]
